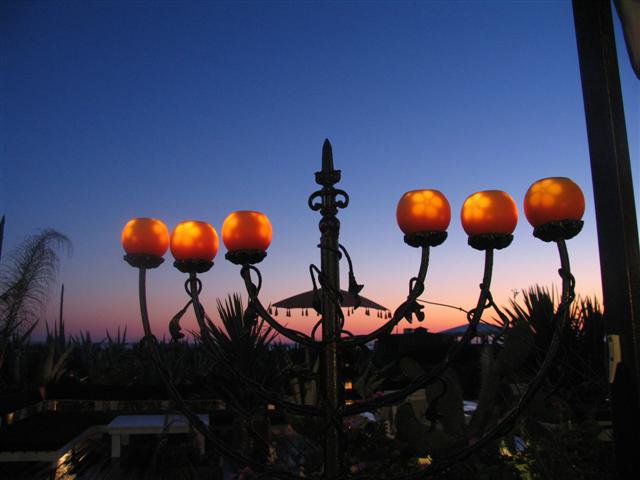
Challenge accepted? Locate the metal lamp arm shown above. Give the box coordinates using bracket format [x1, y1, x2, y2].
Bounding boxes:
[184, 273, 215, 344]
[136, 268, 302, 479]
[339, 248, 495, 417]
[239, 265, 320, 349]
[430, 239, 575, 470]
[348, 240, 576, 480]
[340, 246, 430, 348]
[187, 282, 324, 418]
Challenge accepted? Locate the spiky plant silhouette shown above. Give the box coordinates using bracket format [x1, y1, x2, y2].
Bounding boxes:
[196, 293, 278, 464]
[202, 293, 277, 379]
[503, 286, 607, 413]
[0, 229, 71, 382]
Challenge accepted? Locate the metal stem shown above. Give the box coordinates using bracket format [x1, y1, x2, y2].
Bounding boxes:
[343, 242, 576, 480]
[341, 248, 492, 417]
[189, 270, 323, 418]
[187, 273, 212, 343]
[415, 240, 575, 477]
[137, 267, 301, 479]
[240, 266, 319, 349]
[341, 246, 430, 347]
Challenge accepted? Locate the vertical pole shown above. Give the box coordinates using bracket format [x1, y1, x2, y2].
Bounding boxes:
[0, 215, 5, 262]
[572, 1, 640, 477]
[59, 284, 64, 325]
[320, 220, 340, 479]
[59, 284, 65, 348]
[312, 139, 343, 478]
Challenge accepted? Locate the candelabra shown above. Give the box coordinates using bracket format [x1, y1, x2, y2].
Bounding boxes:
[121, 140, 585, 479]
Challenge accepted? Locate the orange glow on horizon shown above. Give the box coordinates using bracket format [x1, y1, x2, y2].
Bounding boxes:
[222, 210, 272, 252]
[121, 218, 169, 257]
[524, 177, 585, 227]
[460, 190, 518, 236]
[396, 189, 451, 234]
[170, 220, 219, 261]
[58, 268, 604, 343]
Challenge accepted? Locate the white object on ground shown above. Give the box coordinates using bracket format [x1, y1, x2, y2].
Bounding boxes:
[106, 414, 209, 458]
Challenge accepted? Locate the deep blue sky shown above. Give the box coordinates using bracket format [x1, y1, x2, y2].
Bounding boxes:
[1, 1, 638, 338]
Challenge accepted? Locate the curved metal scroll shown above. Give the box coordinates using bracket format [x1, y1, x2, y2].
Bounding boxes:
[339, 248, 495, 417]
[342, 239, 576, 480]
[340, 245, 431, 348]
[239, 265, 320, 349]
[185, 280, 324, 418]
[136, 268, 303, 480]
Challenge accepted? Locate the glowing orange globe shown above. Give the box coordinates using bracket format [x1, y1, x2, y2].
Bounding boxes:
[121, 218, 169, 257]
[461, 190, 518, 236]
[524, 177, 585, 227]
[396, 190, 451, 234]
[222, 211, 272, 252]
[170, 221, 219, 261]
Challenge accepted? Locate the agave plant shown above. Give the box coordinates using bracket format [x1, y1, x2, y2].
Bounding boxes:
[504, 286, 558, 351]
[192, 294, 279, 464]
[41, 334, 73, 389]
[564, 296, 608, 411]
[386, 285, 607, 473]
[68, 329, 104, 383]
[202, 293, 277, 382]
[570, 296, 606, 375]
[39, 292, 74, 395]
[504, 286, 607, 409]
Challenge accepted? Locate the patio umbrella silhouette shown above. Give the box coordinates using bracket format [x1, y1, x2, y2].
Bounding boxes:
[270, 290, 390, 318]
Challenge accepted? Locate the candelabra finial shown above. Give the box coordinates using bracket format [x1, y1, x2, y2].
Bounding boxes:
[322, 138, 334, 172]
[315, 139, 341, 186]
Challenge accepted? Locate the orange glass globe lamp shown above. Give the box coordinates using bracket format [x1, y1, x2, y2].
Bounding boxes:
[524, 177, 585, 241]
[396, 189, 451, 247]
[170, 221, 219, 273]
[461, 190, 518, 250]
[121, 218, 169, 268]
[222, 210, 273, 264]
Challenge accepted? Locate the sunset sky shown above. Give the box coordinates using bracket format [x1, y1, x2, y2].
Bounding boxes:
[1, 1, 638, 341]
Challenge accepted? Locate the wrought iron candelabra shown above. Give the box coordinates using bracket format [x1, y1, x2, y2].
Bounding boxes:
[121, 140, 585, 479]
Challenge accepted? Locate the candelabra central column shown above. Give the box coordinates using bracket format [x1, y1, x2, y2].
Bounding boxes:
[311, 139, 347, 478]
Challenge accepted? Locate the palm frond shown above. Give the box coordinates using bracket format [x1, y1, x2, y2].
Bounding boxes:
[0, 229, 72, 337]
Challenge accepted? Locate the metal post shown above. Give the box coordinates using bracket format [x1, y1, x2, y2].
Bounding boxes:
[0, 215, 5, 262]
[572, 1, 640, 477]
[314, 140, 343, 478]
